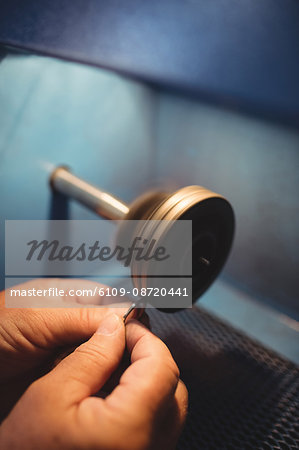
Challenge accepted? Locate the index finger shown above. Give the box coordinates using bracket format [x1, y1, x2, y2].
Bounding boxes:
[103, 319, 180, 421]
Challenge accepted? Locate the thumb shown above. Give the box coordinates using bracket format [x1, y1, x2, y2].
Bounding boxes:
[39, 313, 125, 403]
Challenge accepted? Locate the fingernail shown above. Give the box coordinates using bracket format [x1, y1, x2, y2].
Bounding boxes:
[96, 313, 122, 336]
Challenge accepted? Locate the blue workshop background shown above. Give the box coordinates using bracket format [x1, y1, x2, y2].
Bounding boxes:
[1, 52, 299, 315]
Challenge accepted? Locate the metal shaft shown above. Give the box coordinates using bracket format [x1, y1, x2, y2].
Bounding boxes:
[50, 167, 129, 220]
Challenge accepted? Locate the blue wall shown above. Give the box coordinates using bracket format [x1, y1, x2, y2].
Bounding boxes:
[155, 95, 299, 316]
[1, 52, 298, 318]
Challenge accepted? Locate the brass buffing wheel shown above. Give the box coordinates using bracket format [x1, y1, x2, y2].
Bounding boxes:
[126, 186, 234, 311]
[50, 167, 234, 312]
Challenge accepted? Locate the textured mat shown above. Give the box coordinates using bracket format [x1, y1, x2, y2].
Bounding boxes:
[148, 307, 299, 450]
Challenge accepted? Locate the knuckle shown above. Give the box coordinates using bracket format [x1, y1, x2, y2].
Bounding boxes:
[168, 358, 180, 380]
[178, 379, 189, 403]
[78, 307, 93, 328]
[74, 340, 113, 366]
[155, 339, 180, 379]
[160, 354, 180, 382]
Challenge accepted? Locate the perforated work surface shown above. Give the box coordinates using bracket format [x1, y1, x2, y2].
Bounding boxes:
[148, 307, 299, 450]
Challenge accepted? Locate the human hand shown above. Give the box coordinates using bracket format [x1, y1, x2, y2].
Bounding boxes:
[0, 314, 188, 450]
[0, 278, 138, 419]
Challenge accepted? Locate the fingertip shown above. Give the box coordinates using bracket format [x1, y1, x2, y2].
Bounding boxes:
[96, 313, 124, 336]
[126, 317, 147, 327]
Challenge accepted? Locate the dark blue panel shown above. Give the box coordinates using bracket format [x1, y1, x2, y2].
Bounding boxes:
[0, 0, 299, 124]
